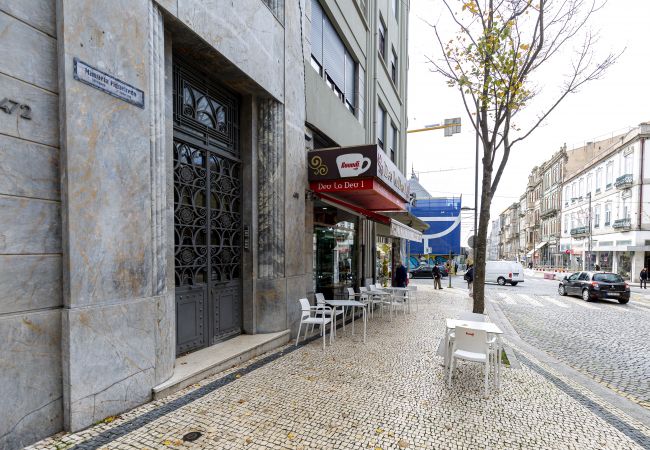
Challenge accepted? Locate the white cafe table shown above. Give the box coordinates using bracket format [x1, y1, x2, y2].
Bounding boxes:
[325, 299, 367, 343]
[444, 319, 504, 388]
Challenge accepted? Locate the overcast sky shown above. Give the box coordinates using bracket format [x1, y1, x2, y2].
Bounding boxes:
[406, 0, 650, 245]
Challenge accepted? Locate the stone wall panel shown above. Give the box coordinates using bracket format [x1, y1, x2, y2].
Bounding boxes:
[62, 298, 156, 430]
[0, 196, 60, 254]
[0, 11, 57, 92]
[255, 277, 287, 333]
[0, 134, 60, 200]
[0, 73, 59, 148]
[0, 309, 62, 450]
[0, 255, 61, 314]
[177, 0, 284, 101]
[0, 0, 56, 36]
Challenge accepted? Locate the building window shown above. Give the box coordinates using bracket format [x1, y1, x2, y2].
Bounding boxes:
[623, 199, 629, 219]
[624, 152, 633, 175]
[392, 0, 398, 19]
[564, 186, 570, 205]
[596, 167, 602, 191]
[594, 204, 600, 228]
[564, 214, 568, 233]
[378, 16, 387, 61]
[388, 122, 398, 162]
[570, 213, 575, 230]
[586, 174, 592, 194]
[606, 161, 613, 189]
[578, 178, 584, 198]
[311, 0, 357, 112]
[605, 202, 611, 225]
[377, 103, 386, 149]
[571, 182, 576, 200]
[390, 47, 398, 84]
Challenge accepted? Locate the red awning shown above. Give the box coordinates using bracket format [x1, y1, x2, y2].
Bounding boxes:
[309, 177, 406, 211]
[313, 192, 390, 225]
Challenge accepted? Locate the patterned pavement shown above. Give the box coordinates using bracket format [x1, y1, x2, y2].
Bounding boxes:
[29, 285, 650, 450]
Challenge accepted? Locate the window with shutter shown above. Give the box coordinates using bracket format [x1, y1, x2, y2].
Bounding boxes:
[377, 104, 386, 149]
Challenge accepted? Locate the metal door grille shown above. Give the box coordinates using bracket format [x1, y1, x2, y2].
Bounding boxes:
[173, 59, 242, 354]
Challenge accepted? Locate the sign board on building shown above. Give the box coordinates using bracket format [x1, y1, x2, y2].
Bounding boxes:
[73, 58, 145, 108]
[389, 219, 422, 242]
[308, 144, 410, 202]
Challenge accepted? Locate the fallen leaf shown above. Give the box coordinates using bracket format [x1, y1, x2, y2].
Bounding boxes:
[235, 374, 242, 379]
[287, 432, 297, 440]
[388, 431, 394, 437]
[375, 427, 384, 434]
[237, 399, 246, 404]
[162, 440, 172, 446]
[398, 439, 409, 448]
[244, 437, 253, 445]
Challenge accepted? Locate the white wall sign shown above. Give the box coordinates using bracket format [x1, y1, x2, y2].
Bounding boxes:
[73, 58, 145, 108]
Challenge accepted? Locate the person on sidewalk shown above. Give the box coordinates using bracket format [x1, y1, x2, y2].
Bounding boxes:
[464, 264, 474, 297]
[640, 267, 648, 289]
[595, 263, 601, 271]
[432, 265, 443, 289]
[395, 262, 408, 288]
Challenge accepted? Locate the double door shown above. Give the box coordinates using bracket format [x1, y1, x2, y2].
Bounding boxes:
[173, 61, 242, 355]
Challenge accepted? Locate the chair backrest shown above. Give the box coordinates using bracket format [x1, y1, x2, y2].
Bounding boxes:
[315, 293, 325, 306]
[347, 287, 355, 300]
[299, 298, 311, 320]
[458, 312, 488, 322]
[454, 326, 488, 354]
[369, 284, 376, 291]
[359, 286, 368, 292]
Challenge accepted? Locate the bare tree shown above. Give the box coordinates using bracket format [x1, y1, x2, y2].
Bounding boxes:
[428, 0, 619, 313]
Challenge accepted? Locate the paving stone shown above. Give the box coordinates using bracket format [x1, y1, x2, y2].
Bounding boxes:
[28, 285, 648, 449]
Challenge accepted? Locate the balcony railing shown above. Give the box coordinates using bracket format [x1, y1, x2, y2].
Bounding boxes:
[615, 174, 633, 189]
[570, 226, 589, 237]
[612, 218, 632, 230]
[541, 206, 558, 218]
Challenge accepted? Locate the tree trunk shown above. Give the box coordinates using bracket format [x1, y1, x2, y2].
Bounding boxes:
[472, 161, 493, 313]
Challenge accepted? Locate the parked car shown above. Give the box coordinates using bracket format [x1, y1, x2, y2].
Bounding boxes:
[409, 265, 448, 279]
[558, 271, 630, 303]
[485, 260, 525, 286]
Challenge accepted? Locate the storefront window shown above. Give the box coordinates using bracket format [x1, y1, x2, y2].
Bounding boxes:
[376, 236, 394, 287]
[599, 251, 613, 271]
[618, 252, 632, 279]
[313, 205, 358, 299]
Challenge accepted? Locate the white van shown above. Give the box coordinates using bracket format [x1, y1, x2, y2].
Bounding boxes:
[485, 261, 525, 286]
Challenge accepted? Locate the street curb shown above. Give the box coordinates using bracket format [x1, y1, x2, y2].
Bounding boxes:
[486, 297, 650, 428]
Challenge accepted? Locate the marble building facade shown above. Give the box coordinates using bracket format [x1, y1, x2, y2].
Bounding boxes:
[0, 0, 311, 448]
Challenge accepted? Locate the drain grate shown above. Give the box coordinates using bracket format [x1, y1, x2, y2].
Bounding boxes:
[182, 431, 202, 442]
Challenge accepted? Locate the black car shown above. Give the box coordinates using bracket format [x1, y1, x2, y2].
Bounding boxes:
[558, 271, 630, 304]
[409, 265, 448, 279]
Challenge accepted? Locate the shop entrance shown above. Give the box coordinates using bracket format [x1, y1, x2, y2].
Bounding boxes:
[172, 61, 242, 355]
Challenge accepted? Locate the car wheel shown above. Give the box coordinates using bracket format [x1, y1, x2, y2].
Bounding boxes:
[618, 298, 629, 304]
[582, 289, 592, 302]
[497, 277, 506, 286]
[510, 282, 518, 286]
[558, 285, 566, 296]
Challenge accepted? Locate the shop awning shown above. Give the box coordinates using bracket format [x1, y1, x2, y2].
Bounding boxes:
[376, 219, 423, 242]
[308, 144, 409, 212]
[526, 241, 548, 257]
[314, 192, 390, 225]
[379, 210, 429, 232]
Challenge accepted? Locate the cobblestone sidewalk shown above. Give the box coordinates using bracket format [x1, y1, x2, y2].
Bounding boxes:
[30, 286, 650, 450]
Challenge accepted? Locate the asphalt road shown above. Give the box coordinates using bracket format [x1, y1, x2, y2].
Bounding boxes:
[419, 274, 650, 409]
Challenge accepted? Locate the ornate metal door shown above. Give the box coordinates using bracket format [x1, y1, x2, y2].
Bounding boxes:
[173, 61, 242, 355]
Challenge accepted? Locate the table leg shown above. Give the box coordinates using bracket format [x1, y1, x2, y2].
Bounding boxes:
[351, 307, 356, 335]
[363, 306, 367, 343]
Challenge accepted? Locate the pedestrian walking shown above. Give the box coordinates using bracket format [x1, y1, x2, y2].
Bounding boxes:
[595, 263, 600, 271]
[454, 262, 458, 275]
[640, 268, 648, 289]
[394, 262, 408, 288]
[464, 264, 474, 297]
[432, 265, 443, 289]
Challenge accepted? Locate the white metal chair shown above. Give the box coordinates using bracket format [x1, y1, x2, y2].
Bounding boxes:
[296, 298, 333, 350]
[315, 293, 345, 337]
[447, 326, 492, 397]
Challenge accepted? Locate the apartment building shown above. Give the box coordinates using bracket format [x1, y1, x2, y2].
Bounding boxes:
[538, 148, 567, 266]
[499, 203, 520, 260]
[560, 124, 650, 280]
[523, 167, 542, 265]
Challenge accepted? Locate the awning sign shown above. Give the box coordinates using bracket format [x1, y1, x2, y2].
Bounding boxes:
[390, 219, 422, 242]
[308, 144, 409, 202]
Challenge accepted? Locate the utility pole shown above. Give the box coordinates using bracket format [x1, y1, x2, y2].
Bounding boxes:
[448, 249, 453, 288]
